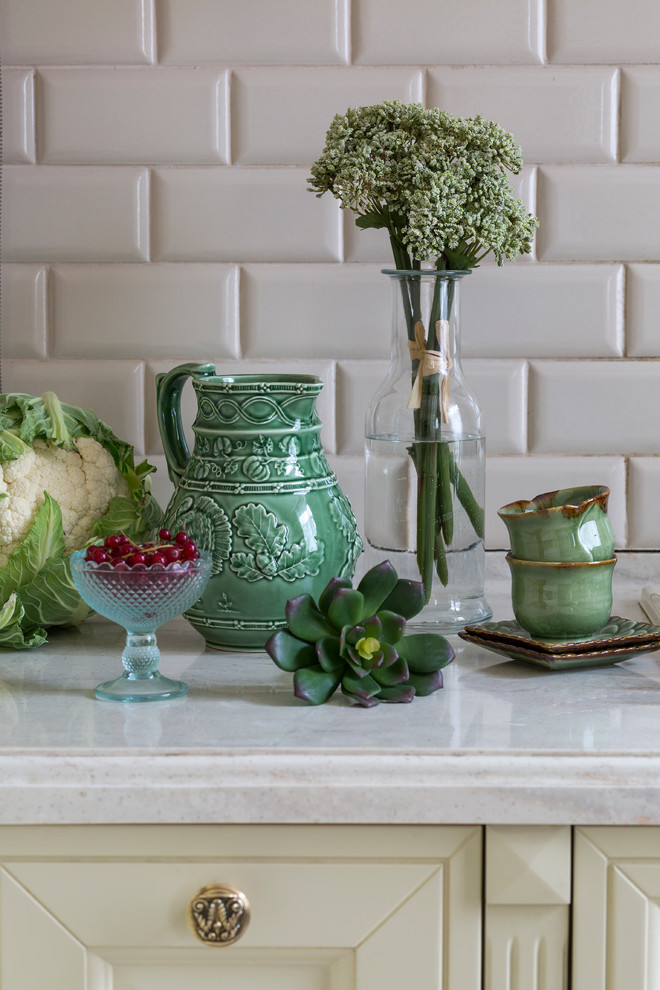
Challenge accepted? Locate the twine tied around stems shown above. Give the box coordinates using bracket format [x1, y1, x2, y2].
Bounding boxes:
[406, 319, 452, 419]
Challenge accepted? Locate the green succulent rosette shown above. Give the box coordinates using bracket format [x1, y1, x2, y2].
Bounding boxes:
[265, 560, 455, 707]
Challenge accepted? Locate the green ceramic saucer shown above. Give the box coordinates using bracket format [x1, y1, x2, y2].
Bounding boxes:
[458, 616, 660, 670]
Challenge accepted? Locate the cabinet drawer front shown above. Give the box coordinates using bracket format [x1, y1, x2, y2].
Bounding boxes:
[0, 824, 482, 990]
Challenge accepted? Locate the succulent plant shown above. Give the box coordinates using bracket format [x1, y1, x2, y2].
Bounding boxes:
[265, 560, 455, 707]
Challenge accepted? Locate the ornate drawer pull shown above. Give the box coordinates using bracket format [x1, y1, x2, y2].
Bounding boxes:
[187, 884, 251, 945]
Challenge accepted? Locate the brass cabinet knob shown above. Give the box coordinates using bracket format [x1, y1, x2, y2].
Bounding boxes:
[187, 884, 250, 945]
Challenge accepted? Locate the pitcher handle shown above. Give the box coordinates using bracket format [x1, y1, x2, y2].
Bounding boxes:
[156, 362, 216, 484]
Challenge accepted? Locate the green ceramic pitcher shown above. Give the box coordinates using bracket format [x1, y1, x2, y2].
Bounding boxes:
[156, 363, 362, 651]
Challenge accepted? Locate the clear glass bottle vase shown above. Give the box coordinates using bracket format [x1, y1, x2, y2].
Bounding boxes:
[365, 269, 491, 632]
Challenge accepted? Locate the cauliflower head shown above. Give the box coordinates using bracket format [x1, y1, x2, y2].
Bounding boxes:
[0, 437, 130, 566]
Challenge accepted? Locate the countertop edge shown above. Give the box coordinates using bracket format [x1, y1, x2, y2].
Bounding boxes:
[2, 751, 660, 826]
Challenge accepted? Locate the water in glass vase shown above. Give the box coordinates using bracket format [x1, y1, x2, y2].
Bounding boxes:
[365, 433, 492, 632]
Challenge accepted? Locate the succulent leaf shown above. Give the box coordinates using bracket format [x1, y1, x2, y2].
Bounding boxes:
[397, 633, 455, 673]
[316, 636, 345, 673]
[377, 684, 416, 704]
[357, 561, 399, 617]
[264, 630, 317, 672]
[286, 594, 335, 642]
[406, 669, 444, 696]
[362, 615, 383, 639]
[372, 655, 409, 686]
[341, 672, 381, 704]
[328, 588, 364, 630]
[378, 641, 399, 668]
[375, 609, 406, 644]
[319, 576, 352, 615]
[293, 665, 342, 705]
[380, 578, 426, 620]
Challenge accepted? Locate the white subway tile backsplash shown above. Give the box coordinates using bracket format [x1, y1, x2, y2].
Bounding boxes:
[462, 265, 623, 358]
[428, 67, 617, 165]
[157, 0, 349, 65]
[232, 67, 422, 166]
[1, 0, 154, 65]
[144, 359, 337, 457]
[0, 266, 48, 359]
[465, 361, 527, 455]
[354, 0, 543, 65]
[486, 456, 627, 550]
[1, 69, 35, 163]
[241, 265, 390, 360]
[152, 168, 341, 263]
[38, 68, 228, 165]
[628, 459, 660, 548]
[627, 265, 660, 357]
[529, 361, 660, 455]
[51, 264, 239, 360]
[336, 360, 388, 454]
[2, 166, 149, 263]
[621, 68, 660, 164]
[4, 361, 145, 454]
[537, 167, 660, 262]
[548, 0, 660, 64]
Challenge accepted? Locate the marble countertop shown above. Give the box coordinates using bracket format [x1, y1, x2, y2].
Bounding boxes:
[4, 554, 660, 827]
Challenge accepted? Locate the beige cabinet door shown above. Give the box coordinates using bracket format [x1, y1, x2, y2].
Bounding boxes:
[573, 826, 660, 990]
[0, 824, 482, 990]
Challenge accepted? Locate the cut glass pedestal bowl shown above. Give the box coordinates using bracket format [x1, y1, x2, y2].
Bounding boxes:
[70, 549, 212, 702]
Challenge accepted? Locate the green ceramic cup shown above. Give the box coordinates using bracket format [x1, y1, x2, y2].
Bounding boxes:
[506, 553, 616, 642]
[498, 485, 615, 563]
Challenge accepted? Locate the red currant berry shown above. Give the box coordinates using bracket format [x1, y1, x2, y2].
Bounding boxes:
[128, 552, 147, 567]
[164, 546, 180, 562]
[93, 548, 110, 563]
[159, 528, 172, 541]
[104, 534, 122, 549]
[113, 560, 129, 571]
[149, 552, 168, 567]
[84, 548, 96, 561]
[181, 543, 199, 561]
[174, 531, 190, 545]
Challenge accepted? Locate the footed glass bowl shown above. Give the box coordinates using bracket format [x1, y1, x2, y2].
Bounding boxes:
[70, 549, 212, 702]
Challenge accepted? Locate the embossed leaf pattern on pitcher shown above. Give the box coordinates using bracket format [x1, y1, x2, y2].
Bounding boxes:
[172, 495, 232, 575]
[229, 503, 324, 583]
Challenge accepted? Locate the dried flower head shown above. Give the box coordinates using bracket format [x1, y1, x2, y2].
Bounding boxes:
[308, 100, 539, 269]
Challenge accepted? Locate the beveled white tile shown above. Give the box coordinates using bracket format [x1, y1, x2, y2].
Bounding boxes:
[241, 265, 390, 360]
[233, 67, 422, 165]
[462, 265, 623, 358]
[2, 0, 153, 64]
[464, 361, 527, 455]
[627, 265, 660, 357]
[548, 0, 660, 63]
[157, 0, 348, 64]
[628, 459, 660, 548]
[38, 68, 228, 165]
[0, 266, 47, 358]
[3, 166, 149, 263]
[537, 167, 660, 262]
[144, 359, 336, 458]
[4, 361, 144, 454]
[486, 456, 626, 550]
[529, 362, 660, 454]
[152, 168, 340, 263]
[336, 360, 389, 455]
[1, 69, 35, 163]
[51, 264, 239, 360]
[428, 67, 617, 164]
[621, 69, 660, 164]
[344, 168, 537, 264]
[354, 0, 542, 64]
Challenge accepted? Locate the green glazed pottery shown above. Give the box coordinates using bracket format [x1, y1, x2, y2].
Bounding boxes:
[506, 553, 617, 643]
[156, 363, 362, 651]
[498, 485, 615, 563]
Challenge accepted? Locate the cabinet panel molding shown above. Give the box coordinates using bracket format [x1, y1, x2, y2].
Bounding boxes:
[573, 825, 660, 990]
